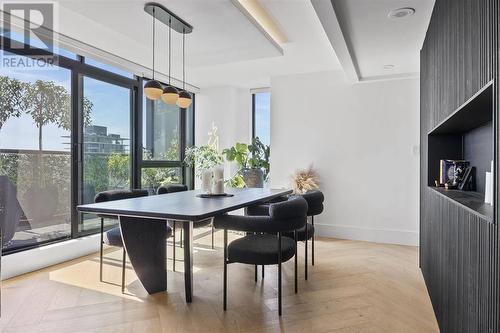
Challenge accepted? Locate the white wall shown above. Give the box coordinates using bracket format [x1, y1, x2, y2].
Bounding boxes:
[195, 86, 252, 184]
[270, 71, 420, 246]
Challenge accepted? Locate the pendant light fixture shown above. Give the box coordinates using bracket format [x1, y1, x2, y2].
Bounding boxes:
[144, 7, 163, 100]
[176, 28, 192, 108]
[161, 18, 179, 104]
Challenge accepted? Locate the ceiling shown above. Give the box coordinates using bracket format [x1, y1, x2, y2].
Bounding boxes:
[53, 0, 341, 89]
[313, 0, 435, 82]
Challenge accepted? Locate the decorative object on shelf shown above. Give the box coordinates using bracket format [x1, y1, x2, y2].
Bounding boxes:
[290, 164, 320, 194]
[223, 137, 270, 188]
[485, 172, 493, 204]
[161, 16, 179, 104]
[144, 6, 163, 100]
[457, 166, 475, 191]
[439, 159, 470, 188]
[485, 160, 494, 205]
[143, 3, 193, 106]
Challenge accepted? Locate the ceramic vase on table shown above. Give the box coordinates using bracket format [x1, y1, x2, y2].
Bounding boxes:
[212, 166, 225, 194]
[201, 169, 213, 194]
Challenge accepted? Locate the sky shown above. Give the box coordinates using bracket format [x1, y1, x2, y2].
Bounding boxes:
[0, 54, 132, 152]
[254, 92, 271, 146]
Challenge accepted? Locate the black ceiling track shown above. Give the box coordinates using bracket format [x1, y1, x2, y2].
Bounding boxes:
[144, 2, 193, 34]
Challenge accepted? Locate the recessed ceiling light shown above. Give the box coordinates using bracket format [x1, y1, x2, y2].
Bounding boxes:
[388, 7, 415, 19]
[384, 64, 395, 69]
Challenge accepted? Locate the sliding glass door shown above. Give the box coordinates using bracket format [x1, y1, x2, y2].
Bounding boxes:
[0, 54, 72, 252]
[78, 76, 132, 234]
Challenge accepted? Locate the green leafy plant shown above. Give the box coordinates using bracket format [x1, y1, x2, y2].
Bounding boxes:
[222, 137, 270, 187]
[184, 145, 224, 178]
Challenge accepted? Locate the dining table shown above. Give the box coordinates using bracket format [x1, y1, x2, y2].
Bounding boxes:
[77, 187, 292, 302]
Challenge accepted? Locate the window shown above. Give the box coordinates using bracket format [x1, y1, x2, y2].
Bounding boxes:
[140, 82, 194, 194]
[0, 55, 72, 251]
[79, 76, 132, 233]
[0, 35, 195, 254]
[143, 99, 181, 161]
[252, 91, 271, 146]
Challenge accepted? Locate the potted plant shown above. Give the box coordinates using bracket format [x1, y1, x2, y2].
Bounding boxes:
[184, 145, 225, 193]
[223, 137, 270, 188]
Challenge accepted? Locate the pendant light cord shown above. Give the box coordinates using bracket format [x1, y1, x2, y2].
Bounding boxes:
[182, 28, 186, 90]
[168, 19, 172, 85]
[152, 7, 156, 80]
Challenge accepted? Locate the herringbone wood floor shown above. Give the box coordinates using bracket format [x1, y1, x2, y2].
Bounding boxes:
[0, 232, 439, 333]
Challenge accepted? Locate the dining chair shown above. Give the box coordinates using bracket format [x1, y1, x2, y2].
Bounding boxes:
[214, 196, 308, 316]
[247, 190, 324, 280]
[95, 189, 172, 293]
[157, 184, 215, 272]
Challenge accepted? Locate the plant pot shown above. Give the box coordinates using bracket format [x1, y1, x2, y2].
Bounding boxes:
[242, 168, 264, 188]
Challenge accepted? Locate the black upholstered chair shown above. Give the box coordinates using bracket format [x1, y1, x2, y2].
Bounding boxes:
[95, 189, 172, 293]
[157, 184, 215, 272]
[214, 196, 308, 316]
[247, 190, 324, 280]
[287, 190, 324, 279]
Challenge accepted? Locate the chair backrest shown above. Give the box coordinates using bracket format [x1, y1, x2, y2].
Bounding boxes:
[0, 175, 23, 246]
[299, 190, 324, 216]
[269, 196, 308, 232]
[157, 184, 188, 195]
[94, 189, 149, 203]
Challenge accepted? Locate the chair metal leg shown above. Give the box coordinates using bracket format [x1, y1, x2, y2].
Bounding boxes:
[173, 222, 176, 272]
[278, 232, 282, 316]
[211, 222, 214, 250]
[99, 217, 104, 282]
[311, 216, 315, 266]
[262, 265, 264, 279]
[121, 248, 126, 294]
[223, 229, 228, 311]
[305, 233, 308, 280]
[294, 229, 298, 293]
[255, 265, 258, 282]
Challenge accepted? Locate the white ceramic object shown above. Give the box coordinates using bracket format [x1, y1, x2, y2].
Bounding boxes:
[202, 169, 212, 194]
[213, 179, 225, 194]
[485, 172, 492, 205]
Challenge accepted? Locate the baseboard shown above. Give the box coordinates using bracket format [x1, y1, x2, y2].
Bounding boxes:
[315, 223, 419, 246]
[2, 234, 100, 280]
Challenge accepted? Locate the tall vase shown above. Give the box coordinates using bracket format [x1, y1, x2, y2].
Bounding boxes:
[201, 169, 212, 194]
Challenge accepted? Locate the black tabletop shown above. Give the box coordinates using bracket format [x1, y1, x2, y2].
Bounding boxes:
[77, 188, 292, 221]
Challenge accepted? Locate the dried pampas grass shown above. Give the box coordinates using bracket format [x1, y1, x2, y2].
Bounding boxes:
[291, 165, 320, 194]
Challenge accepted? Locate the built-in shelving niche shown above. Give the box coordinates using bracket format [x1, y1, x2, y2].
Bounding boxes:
[427, 80, 494, 222]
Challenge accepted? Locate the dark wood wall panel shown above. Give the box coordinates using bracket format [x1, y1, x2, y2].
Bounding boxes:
[420, 0, 500, 332]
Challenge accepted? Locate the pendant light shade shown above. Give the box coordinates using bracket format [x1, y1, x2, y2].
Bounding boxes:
[176, 89, 192, 108]
[144, 80, 163, 100]
[162, 85, 179, 104]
